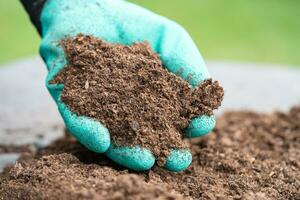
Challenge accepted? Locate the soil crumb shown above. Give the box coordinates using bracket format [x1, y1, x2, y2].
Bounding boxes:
[50, 34, 224, 163]
[1, 107, 300, 200]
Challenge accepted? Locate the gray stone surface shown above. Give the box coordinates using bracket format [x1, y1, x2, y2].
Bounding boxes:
[0, 56, 299, 170]
[0, 57, 64, 147]
[209, 61, 300, 114]
[0, 153, 20, 173]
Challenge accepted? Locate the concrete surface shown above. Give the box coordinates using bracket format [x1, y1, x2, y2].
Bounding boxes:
[0, 56, 299, 172]
[0, 153, 20, 172]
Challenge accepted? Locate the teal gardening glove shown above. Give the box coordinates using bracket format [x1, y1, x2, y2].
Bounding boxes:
[30, 0, 216, 171]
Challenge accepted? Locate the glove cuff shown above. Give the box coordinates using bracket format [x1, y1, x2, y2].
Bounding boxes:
[20, 0, 47, 35]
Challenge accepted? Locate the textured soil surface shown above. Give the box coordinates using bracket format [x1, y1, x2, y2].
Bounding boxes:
[50, 34, 223, 163]
[0, 145, 33, 154]
[1, 107, 299, 200]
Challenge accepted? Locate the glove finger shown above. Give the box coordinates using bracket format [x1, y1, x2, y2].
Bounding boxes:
[105, 144, 155, 171]
[185, 115, 216, 138]
[125, 10, 209, 87]
[164, 149, 192, 172]
[154, 23, 210, 88]
[58, 102, 111, 153]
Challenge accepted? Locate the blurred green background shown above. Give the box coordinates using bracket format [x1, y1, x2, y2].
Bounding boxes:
[0, 0, 300, 66]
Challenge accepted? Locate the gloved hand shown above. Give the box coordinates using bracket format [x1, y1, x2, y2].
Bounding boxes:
[31, 0, 216, 171]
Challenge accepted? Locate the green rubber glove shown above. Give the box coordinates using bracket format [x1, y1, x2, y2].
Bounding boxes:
[40, 0, 215, 172]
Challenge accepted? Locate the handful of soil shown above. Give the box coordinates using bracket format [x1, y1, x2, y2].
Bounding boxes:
[50, 34, 223, 163]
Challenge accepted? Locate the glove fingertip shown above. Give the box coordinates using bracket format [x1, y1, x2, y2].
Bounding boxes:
[185, 115, 216, 138]
[105, 145, 155, 171]
[59, 103, 111, 153]
[164, 149, 192, 172]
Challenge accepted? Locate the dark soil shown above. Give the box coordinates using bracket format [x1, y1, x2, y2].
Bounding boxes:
[1, 107, 299, 200]
[50, 34, 223, 163]
[0, 145, 33, 154]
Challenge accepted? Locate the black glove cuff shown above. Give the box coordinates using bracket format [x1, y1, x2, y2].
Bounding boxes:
[20, 0, 47, 35]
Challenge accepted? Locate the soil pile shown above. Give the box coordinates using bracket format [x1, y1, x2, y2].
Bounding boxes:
[1, 107, 299, 200]
[50, 34, 224, 162]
